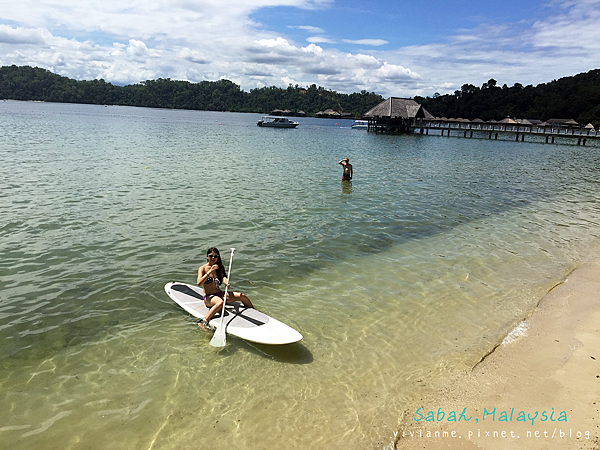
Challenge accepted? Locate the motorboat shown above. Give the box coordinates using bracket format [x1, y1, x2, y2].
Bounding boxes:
[351, 120, 368, 129]
[257, 116, 299, 128]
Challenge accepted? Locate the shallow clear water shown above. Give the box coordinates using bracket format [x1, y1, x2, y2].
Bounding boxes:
[1, 101, 600, 449]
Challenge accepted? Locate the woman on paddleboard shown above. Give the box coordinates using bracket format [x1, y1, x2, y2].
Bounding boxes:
[197, 247, 254, 329]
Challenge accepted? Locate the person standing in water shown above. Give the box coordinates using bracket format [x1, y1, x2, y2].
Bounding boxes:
[339, 157, 353, 181]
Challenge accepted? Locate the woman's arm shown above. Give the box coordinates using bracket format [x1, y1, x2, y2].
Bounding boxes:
[197, 265, 217, 285]
[197, 266, 206, 285]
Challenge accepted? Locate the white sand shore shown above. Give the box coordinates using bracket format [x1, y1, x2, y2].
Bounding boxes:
[395, 259, 600, 450]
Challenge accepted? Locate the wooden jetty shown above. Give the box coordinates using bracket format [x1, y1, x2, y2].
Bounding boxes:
[415, 117, 599, 146]
[363, 97, 599, 145]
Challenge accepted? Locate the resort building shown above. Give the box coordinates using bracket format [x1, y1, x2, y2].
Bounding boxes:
[363, 97, 434, 132]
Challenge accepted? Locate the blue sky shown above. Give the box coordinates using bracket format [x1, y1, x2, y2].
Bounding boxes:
[252, 1, 543, 49]
[0, 0, 599, 97]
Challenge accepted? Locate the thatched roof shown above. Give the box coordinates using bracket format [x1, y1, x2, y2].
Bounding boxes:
[547, 118, 580, 126]
[515, 119, 533, 126]
[363, 97, 433, 119]
[316, 109, 341, 118]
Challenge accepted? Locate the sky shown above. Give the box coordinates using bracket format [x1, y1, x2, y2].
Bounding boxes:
[1, 0, 599, 98]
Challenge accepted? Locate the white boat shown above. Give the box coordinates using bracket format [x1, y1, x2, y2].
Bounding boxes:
[257, 116, 299, 128]
[351, 120, 368, 129]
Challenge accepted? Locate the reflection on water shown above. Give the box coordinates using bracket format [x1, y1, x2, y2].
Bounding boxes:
[1, 101, 600, 450]
[341, 179, 353, 195]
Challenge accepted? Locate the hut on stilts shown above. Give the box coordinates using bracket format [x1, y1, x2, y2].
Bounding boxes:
[363, 97, 433, 133]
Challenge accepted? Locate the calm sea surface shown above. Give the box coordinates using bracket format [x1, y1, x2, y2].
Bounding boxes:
[1, 101, 599, 449]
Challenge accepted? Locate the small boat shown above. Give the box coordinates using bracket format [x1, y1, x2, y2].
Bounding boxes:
[351, 120, 368, 129]
[257, 116, 299, 128]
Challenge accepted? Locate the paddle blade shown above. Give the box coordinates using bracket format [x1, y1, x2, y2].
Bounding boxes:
[210, 248, 234, 348]
[210, 322, 226, 347]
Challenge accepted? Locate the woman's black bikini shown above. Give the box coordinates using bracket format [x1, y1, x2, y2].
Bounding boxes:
[203, 276, 224, 301]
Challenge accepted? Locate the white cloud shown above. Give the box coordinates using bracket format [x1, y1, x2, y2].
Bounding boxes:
[246, 37, 302, 64]
[0, 25, 48, 45]
[302, 43, 323, 54]
[530, 1, 600, 52]
[51, 53, 66, 67]
[0, 0, 598, 98]
[254, 37, 294, 49]
[306, 36, 337, 44]
[178, 48, 209, 65]
[346, 53, 381, 69]
[289, 25, 324, 33]
[342, 39, 388, 46]
[369, 0, 600, 96]
[375, 62, 420, 82]
[126, 39, 150, 58]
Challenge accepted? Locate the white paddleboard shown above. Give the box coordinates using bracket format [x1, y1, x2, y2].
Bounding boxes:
[164, 282, 302, 345]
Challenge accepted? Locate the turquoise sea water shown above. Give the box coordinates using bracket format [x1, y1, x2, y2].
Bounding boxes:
[1, 101, 600, 449]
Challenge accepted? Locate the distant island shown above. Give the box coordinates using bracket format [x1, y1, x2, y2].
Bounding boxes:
[0, 65, 383, 118]
[1, 65, 599, 126]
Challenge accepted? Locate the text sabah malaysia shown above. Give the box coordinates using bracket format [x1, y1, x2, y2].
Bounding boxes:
[413, 407, 567, 425]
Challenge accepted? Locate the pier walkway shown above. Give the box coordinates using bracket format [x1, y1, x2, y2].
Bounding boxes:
[413, 119, 600, 146]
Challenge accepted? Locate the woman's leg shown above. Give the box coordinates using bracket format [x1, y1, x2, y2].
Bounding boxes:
[227, 291, 254, 308]
[203, 296, 224, 322]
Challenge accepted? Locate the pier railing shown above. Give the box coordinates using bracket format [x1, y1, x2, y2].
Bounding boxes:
[412, 119, 599, 146]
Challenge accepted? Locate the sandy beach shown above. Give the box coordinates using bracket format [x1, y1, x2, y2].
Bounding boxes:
[395, 259, 600, 450]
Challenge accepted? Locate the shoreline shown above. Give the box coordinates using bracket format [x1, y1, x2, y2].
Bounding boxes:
[395, 258, 600, 450]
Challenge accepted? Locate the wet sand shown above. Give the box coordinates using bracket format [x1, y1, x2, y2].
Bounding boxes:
[395, 259, 600, 450]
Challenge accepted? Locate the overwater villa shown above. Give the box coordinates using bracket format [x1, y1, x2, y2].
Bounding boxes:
[363, 97, 434, 132]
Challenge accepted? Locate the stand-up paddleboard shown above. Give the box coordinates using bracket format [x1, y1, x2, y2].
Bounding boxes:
[164, 282, 302, 345]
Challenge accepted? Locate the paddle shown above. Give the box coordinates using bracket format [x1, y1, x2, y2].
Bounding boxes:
[210, 248, 235, 347]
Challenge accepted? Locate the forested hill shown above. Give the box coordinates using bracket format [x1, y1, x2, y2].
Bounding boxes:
[3, 65, 599, 125]
[0, 65, 383, 117]
[415, 69, 600, 127]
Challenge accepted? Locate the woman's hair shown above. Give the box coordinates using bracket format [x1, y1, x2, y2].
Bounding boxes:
[207, 247, 226, 281]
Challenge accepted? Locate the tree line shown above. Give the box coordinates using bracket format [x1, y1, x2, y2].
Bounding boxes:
[0, 65, 383, 117]
[415, 69, 600, 127]
[3, 65, 599, 126]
